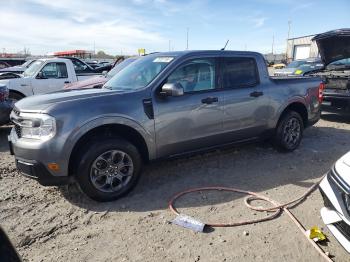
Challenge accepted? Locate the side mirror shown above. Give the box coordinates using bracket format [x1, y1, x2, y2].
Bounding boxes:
[102, 70, 108, 76]
[36, 72, 47, 79]
[160, 83, 184, 97]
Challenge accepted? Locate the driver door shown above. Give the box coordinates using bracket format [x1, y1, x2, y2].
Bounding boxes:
[153, 57, 225, 157]
[32, 62, 70, 95]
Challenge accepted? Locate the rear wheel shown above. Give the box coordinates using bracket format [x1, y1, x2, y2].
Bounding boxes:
[75, 138, 142, 202]
[274, 110, 304, 152]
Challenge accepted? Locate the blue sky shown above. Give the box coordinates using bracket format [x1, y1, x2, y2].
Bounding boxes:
[0, 0, 349, 55]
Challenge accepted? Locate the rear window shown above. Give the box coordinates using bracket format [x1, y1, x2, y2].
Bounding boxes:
[222, 57, 258, 88]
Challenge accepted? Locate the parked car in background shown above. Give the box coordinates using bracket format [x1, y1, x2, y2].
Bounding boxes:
[307, 29, 350, 114]
[0, 85, 13, 125]
[0, 61, 11, 69]
[319, 150, 350, 253]
[271, 63, 286, 69]
[64, 57, 138, 90]
[292, 59, 324, 76]
[58, 57, 112, 74]
[0, 59, 36, 74]
[274, 59, 320, 76]
[0, 58, 102, 102]
[8, 50, 322, 201]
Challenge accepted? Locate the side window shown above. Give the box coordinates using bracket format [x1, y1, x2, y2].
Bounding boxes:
[166, 58, 216, 93]
[223, 57, 258, 88]
[71, 59, 87, 72]
[40, 63, 68, 79]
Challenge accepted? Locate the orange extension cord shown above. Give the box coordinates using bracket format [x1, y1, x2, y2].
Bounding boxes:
[168, 174, 332, 262]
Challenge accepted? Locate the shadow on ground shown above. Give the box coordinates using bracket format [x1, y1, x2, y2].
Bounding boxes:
[321, 112, 350, 124]
[58, 124, 350, 214]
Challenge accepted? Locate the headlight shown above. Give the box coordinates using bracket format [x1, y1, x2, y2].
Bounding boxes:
[18, 113, 56, 140]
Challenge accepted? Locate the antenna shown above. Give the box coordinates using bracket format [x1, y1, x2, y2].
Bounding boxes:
[221, 40, 229, 50]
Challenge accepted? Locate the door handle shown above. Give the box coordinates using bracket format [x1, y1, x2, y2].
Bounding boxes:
[250, 91, 264, 98]
[64, 81, 71, 84]
[201, 97, 218, 104]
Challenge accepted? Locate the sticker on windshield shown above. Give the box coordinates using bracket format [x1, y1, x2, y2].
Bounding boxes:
[153, 57, 174, 63]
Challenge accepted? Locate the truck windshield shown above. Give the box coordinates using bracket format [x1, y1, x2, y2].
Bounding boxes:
[23, 61, 44, 77]
[106, 57, 138, 79]
[104, 56, 175, 90]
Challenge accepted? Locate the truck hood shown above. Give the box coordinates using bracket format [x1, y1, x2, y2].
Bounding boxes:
[14, 88, 115, 113]
[313, 29, 350, 65]
[334, 151, 350, 187]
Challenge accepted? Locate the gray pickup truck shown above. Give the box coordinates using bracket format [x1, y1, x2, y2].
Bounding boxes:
[8, 50, 322, 201]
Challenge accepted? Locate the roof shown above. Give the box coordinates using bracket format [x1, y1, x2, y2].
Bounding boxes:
[287, 34, 316, 41]
[146, 50, 262, 57]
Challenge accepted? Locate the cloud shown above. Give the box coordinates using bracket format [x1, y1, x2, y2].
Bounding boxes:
[252, 17, 267, 28]
[0, 0, 167, 55]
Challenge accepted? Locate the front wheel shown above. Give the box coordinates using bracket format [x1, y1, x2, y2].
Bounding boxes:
[75, 138, 142, 202]
[274, 111, 304, 152]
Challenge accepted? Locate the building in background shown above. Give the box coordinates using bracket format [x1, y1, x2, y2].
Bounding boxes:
[286, 34, 319, 62]
[52, 50, 93, 59]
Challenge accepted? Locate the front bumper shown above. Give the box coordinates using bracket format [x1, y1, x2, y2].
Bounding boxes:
[8, 126, 71, 185]
[0, 100, 13, 125]
[15, 157, 72, 186]
[319, 173, 350, 253]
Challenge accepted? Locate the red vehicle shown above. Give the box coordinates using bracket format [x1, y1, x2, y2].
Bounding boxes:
[64, 57, 138, 90]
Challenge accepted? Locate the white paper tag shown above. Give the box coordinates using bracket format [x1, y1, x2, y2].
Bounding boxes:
[153, 57, 174, 63]
[172, 214, 205, 232]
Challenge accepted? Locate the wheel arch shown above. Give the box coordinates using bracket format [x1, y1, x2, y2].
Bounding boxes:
[9, 89, 26, 99]
[277, 101, 308, 128]
[68, 123, 151, 176]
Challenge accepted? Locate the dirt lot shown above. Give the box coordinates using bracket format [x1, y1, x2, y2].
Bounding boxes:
[1, 114, 350, 262]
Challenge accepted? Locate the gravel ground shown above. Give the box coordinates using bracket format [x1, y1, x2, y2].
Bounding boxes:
[1, 114, 350, 262]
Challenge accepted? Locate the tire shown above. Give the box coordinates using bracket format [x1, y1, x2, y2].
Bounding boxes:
[75, 138, 142, 202]
[9, 92, 24, 103]
[274, 110, 304, 152]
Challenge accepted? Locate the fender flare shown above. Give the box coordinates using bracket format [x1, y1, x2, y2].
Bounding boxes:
[272, 96, 308, 127]
[62, 115, 156, 173]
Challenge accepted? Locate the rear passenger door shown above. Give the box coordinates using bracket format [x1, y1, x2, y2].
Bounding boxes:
[220, 56, 270, 141]
[32, 62, 70, 94]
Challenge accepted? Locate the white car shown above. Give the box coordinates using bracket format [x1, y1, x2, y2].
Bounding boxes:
[319, 151, 350, 252]
[0, 58, 100, 101]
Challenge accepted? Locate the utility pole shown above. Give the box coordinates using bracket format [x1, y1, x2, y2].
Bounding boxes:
[169, 40, 171, 51]
[286, 20, 292, 61]
[186, 27, 189, 50]
[287, 20, 291, 40]
[93, 41, 96, 55]
[272, 34, 274, 54]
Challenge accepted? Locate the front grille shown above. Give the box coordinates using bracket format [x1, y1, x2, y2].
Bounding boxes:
[334, 221, 350, 241]
[14, 124, 21, 138]
[329, 168, 350, 194]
